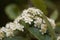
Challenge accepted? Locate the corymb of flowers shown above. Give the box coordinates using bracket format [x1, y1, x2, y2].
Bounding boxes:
[0, 7, 56, 40]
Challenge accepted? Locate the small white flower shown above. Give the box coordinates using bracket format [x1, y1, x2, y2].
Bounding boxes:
[57, 36, 60, 40]
[21, 11, 33, 24]
[23, 17, 33, 24]
[0, 29, 4, 40]
[5, 22, 24, 31]
[6, 22, 16, 30]
[41, 24, 47, 29]
[27, 8, 43, 16]
[22, 9, 28, 14]
[34, 17, 42, 28]
[15, 23, 24, 31]
[14, 16, 23, 23]
[35, 9, 43, 16]
[39, 24, 47, 34]
[27, 8, 37, 16]
[48, 18, 56, 29]
[1, 27, 14, 37]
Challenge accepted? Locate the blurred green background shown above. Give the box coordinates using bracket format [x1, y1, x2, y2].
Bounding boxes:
[0, 0, 60, 31]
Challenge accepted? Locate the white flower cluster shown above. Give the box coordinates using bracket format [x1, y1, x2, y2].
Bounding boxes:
[0, 7, 56, 39]
[14, 8, 43, 24]
[0, 22, 24, 40]
[34, 17, 56, 34]
[14, 7, 56, 34]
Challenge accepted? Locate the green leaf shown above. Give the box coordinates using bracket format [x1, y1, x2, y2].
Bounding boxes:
[28, 27, 52, 40]
[41, 13, 56, 40]
[28, 27, 44, 40]
[50, 9, 58, 20]
[31, 0, 47, 15]
[5, 4, 20, 20]
[3, 36, 28, 40]
[44, 35, 51, 40]
[55, 22, 60, 33]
